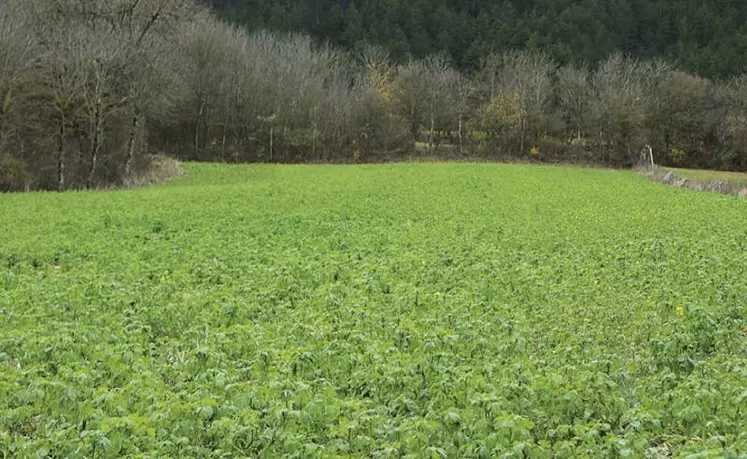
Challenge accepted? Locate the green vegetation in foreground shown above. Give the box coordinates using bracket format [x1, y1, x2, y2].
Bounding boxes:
[1, 163, 746, 457]
[664, 167, 747, 187]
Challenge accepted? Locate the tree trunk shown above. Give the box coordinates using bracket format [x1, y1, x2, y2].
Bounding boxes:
[125, 111, 141, 177]
[221, 116, 228, 162]
[409, 105, 419, 148]
[385, 117, 392, 156]
[458, 118, 463, 154]
[312, 131, 317, 161]
[87, 134, 99, 188]
[76, 122, 86, 185]
[57, 112, 65, 191]
[194, 101, 204, 155]
[269, 126, 274, 162]
[87, 101, 102, 189]
[428, 109, 435, 152]
[0, 93, 5, 159]
[626, 143, 632, 165]
[428, 98, 435, 152]
[312, 124, 318, 161]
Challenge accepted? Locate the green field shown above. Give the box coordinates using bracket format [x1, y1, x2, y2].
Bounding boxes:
[1, 163, 746, 458]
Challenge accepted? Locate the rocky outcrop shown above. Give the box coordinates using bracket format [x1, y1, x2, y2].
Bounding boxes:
[661, 171, 676, 184]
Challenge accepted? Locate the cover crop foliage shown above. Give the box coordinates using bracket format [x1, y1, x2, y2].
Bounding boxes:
[1, 163, 746, 457]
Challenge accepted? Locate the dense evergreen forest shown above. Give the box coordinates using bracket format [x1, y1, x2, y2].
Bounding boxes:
[205, 0, 747, 79]
[3, 0, 747, 191]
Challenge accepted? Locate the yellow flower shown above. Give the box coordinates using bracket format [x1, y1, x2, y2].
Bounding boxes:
[675, 305, 685, 316]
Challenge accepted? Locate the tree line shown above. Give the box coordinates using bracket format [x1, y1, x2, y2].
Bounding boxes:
[3, 0, 747, 191]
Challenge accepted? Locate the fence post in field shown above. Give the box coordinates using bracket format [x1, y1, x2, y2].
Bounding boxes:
[640, 144, 655, 171]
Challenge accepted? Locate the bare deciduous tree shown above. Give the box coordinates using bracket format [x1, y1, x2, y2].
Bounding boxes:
[0, 2, 37, 166]
[557, 64, 591, 141]
[452, 72, 474, 154]
[422, 55, 450, 151]
[478, 51, 553, 155]
[393, 60, 428, 148]
[649, 70, 714, 166]
[590, 54, 651, 164]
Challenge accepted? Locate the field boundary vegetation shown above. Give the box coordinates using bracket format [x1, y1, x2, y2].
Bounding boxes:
[645, 167, 747, 198]
[3, 0, 747, 191]
[121, 155, 184, 189]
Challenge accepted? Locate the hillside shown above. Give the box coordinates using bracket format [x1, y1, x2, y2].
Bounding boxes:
[205, 0, 747, 78]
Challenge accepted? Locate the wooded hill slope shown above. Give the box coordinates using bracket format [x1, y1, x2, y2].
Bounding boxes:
[204, 0, 747, 79]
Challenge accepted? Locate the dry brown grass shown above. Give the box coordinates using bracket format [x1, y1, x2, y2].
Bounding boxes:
[124, 155, 184, 189]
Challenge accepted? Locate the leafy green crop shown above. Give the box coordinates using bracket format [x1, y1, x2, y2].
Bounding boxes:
[1, 163, 746, 457]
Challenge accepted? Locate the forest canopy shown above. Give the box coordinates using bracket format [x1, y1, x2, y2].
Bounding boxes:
[204, 0, 747, 79]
